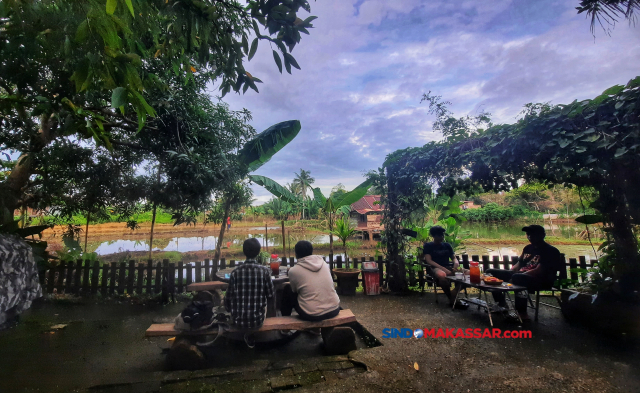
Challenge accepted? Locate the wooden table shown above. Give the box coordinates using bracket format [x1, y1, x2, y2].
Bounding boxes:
[214, 265, 290, 317]
[446, 276, 528, 326]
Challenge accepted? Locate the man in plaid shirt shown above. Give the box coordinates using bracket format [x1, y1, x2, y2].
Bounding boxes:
[224, 238, 274, 329]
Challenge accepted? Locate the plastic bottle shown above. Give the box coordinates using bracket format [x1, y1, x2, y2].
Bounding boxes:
[469, 261, 481, 284]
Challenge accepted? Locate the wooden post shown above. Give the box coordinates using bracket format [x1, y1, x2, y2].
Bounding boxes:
[204, 259, 210, 282]
[195, 261, 202, 283]
[137, 263, 145, 294]
[559, 254, 568, 281]
[265, 222, 268, 251]
[91, 261, 100, 294]
[569, 258, 578, 282]
[74, 260, 82, 294]
[177, 262, 184, 293]
[461, 254, 470, 269]
[127, 261, 135, 294]
[82, 260, 91, 293]
[186, 263, 193, 286]
[118, 262, 126, 294]
[101, 263, 109, 295]
[378, 255, 384, 286]
[154, 262, 162, 293]
[289, 256, 295, 267]
[109, 262, 117, 294]
[491, 255, 500, 269]
[65, 261, 75, 294]
[146, 260, 153, 294]
[168, 262, 176, 298]
[161, 259, 169, 303]
[502, 255, 511, 270]
[337, 255, 343, 269]
[281, 220, 286, 258]
[229, 259, 236, 268]
[220, 257, 227, 270]
[481, 255, 490, 272]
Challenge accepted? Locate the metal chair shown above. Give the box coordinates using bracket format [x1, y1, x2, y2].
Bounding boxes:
[527, 255, 565, 321]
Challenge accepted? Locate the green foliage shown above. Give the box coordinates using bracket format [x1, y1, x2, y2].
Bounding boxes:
[505, 182, 549, 209]
[461, 203, 542, 222]
[331, 218, 358, 268]
[249, 175, 298, 203]
[383, 77, 640, 291]
[238, 121, 302, 173]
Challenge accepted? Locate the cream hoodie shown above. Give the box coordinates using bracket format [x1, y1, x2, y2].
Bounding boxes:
[288, 255, 340, 316]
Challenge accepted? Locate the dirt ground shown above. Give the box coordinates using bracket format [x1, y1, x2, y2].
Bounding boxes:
[1, 290, 638, 393]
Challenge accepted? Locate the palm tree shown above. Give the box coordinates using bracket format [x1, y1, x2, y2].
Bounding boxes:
[292, 169, 315, 220]
[330, 218, 357, 269]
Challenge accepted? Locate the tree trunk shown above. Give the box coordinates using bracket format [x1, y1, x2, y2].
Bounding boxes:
[149, 203, 157, 260]
[281, 220, 286, 257]
[607, 165, 640, 292]
[329, 211, 334, 263]
[213, 199, 231, 264]
[0, 115, 56, 225]
[385, 167, 407, 293]
[84, 211, 91, 252]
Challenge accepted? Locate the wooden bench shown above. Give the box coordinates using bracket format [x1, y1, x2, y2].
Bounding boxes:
[186, 281, 228, 292]
[146, 309, 356, 336]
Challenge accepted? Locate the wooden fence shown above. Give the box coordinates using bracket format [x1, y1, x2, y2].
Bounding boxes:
[42, 254, 594, 297]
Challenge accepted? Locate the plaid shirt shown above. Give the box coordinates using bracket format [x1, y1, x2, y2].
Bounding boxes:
[224, 259, 274, 329]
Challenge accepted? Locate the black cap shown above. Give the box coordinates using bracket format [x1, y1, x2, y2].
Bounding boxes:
[522, 225, 545, 235]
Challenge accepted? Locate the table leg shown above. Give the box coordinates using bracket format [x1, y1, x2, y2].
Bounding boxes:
[452, 286, 461, 310]
[483, 290, 493, 327]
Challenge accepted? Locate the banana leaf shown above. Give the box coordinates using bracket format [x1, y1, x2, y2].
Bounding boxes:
[249, 174, 299, 203]
[332, 179, 373, 209]
[313, 187, 327, 206]
[238, 120, 301, 172]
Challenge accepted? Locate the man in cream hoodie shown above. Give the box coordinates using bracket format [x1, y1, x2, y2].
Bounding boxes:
[281, 241, 341, 321]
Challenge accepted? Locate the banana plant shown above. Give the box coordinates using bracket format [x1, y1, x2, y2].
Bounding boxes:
[212, 120, 301, 263]
[313, 179, 372, 262]
[331, 218, 358, 269]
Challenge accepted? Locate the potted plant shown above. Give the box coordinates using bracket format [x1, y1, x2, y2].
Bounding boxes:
[331, 218, 361, 295]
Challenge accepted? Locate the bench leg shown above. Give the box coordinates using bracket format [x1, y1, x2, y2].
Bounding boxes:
[321, 327, 357, 355]
[167, 336, 207, 370]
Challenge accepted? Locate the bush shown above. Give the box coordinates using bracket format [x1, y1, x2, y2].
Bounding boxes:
[461, 203, 541, 222]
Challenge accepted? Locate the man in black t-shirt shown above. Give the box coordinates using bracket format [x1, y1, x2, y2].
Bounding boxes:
[486, 224, 561, 321]
[422, 226, 467, 308]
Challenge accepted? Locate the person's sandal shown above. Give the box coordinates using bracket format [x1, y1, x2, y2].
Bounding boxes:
[453, 300, 469, 310]
[244, 333, 256, 348]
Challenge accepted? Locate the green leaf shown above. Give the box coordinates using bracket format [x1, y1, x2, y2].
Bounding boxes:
[284, 53, 300, 70]
[313, 187, 326, 206]
[106, 0, 118, 15]
[283, 54, 292, 74]
[272, 50, 283, 73]
[124, 0, 134, 16]
[249, 175, 299, 203]
[237, 120, 301, 172]
[242, 35, 249, 54]
[614, 147, 627, 157]
[248, 38, 258, 61]
[111, 87, 127, 108]
[332, 179, 373, 209]
[575, 214, 604, 224]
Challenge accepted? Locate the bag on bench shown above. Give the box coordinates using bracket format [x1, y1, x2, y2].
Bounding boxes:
[174, 291, 218, 332]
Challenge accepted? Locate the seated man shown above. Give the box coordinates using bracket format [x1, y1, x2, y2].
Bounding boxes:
[224, 238, 274, 330]
[281, 241, 341, 321]
[486, 225, 561, 321]
[423, 226, 467, 309]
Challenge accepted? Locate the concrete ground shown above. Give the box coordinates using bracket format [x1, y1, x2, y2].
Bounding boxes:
[1, 290, 638, 393]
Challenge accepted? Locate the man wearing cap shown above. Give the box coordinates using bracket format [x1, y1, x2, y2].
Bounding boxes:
[486, 224, 561, 321]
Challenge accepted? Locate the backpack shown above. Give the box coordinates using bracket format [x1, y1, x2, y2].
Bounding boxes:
[174, 291, 217, 331]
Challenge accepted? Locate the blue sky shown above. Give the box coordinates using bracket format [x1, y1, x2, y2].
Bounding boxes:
[216, 0, 640, 204]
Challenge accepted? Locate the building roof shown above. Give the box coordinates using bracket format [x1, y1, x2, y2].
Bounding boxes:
[351, 195, 384, 215]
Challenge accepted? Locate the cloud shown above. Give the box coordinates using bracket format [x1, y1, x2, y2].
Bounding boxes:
[216, 0, 640, 204]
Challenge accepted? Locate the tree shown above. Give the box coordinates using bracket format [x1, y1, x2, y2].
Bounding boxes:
[576, 0, 640, 34]
[381, 76, 640, 295]
[292, 169, 314, 219]
[330, 218, 357, 268]
[0, 0, 317, 225]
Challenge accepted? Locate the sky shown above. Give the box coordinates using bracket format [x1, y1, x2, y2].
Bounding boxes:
[214, 0, 640, 205]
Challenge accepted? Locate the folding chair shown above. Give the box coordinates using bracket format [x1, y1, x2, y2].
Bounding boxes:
[527, 254, 565, 321]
